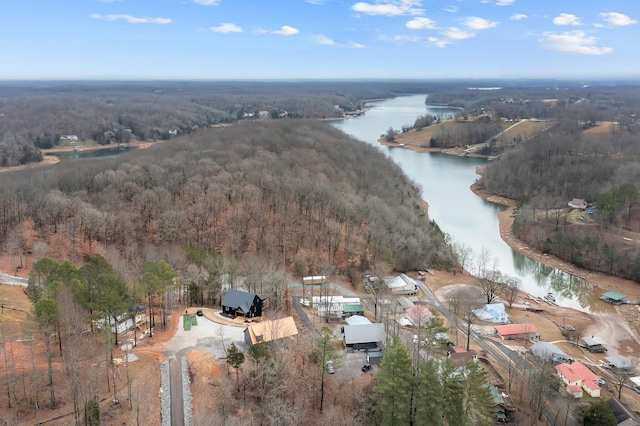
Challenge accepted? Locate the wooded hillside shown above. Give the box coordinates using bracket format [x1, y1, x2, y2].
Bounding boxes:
[0, 120, 452, 280]
[482, 120, 640, 280]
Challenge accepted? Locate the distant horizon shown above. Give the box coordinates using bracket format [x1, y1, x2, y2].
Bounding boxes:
[2, 1, 638, 80]
[0, 77, 638, 85]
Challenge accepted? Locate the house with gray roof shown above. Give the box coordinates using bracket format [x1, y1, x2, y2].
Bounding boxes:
[530, 341, 568, 363]
[607, 398, 640, 426]
[221, 288, 266, 318]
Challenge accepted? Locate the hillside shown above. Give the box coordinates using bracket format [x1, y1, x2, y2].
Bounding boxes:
[0, 120, 453, 280]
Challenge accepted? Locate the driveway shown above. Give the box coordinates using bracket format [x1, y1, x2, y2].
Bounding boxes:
[163, 311, 246, 426]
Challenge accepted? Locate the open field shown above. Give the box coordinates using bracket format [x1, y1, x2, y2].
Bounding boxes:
[494, 120, 554, 144]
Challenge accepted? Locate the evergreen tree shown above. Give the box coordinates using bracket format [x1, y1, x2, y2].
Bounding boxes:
[226, 342, 245, 392]
[372, 335, 413, 425]
[462, 360, 494, 426]
[579, 400, 617, 426]
[441, 357, 465, 426]
[413, 358, 444, 426]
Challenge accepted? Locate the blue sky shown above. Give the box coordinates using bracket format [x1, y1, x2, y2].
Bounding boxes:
[1, 0, 638, 80]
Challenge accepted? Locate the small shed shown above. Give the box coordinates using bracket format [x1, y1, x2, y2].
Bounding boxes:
[600, 291, 627, 305]
[366, 349, 384, 364]
[582, 336, 608, 353]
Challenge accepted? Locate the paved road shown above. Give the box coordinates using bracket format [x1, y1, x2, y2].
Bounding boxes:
[0, 271, 28, 286]
[417, 280, 561, 425]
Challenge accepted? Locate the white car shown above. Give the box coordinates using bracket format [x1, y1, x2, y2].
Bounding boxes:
[300, 298, 310, 307]
[325, 361, 335, 374]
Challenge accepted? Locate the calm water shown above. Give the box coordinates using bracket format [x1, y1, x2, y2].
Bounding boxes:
[332, 95, 595, 312]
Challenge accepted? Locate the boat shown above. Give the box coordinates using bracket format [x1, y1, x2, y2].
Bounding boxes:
[544, 292, 555, 303]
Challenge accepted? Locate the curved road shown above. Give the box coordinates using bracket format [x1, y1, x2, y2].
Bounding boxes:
[0, 271, 28, 286]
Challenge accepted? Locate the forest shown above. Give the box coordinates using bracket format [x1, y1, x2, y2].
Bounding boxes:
[0, 80, 466, 167]
[0, 119, 454, 291]
[482, 114, 640, 280]
[0, 114, 458, 424]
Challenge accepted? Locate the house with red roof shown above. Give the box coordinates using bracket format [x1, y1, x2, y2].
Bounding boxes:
[494, 323, 539, 341]
[446, 342, 478, 367]
[555, 362, 601, 398]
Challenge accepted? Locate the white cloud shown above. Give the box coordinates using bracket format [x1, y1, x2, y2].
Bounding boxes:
[444, 27, 474, 40]
[462, 16, 498, 30]
[272, 25, 299, 36]
[510, 13, 527, 21]
[444, 6, 458, 13]
[90, 14, 171, 24]
[406, 17, 436, 29]
[306, 0, 327, 4]
[193, 0, 220, 5]
[346, 41, 366, 48]
[553, 13, 582, 26]
[208, 23, 243, 33]
[315, 34, 336, 45]
[428, 36, 451, 48]
[600, 12, 637, 26]
[496, 0, 514, 5]
[388, 34, 420, 42]
[539, 30, 612, 55]
[351, 0, 424, 16]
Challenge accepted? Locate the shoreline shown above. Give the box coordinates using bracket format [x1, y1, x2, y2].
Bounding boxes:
[469, 180, 640, 301]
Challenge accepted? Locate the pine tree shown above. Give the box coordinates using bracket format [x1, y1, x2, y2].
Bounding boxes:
[372, 335, 413, 425]
[413, 358, 444, 426]
[226, 342, 245, 393]
[463, 360, 494, 426]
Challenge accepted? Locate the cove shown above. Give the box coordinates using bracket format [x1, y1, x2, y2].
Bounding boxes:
[332, 94, 595, 312]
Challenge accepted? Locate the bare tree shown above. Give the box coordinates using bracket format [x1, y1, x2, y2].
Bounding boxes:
[503, 276, 522, 309]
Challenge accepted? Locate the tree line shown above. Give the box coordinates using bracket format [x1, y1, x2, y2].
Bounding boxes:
[0, 80, 468, 167]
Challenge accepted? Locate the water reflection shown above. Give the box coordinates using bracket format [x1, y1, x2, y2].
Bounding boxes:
[512, 251, 594, 310]
[334, 94, 597, 313]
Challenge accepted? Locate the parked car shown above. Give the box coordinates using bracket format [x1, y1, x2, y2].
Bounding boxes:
[300, 298, 310, 307]
[362, 363, 372, 372]
[196, 309, 204, 317]
[325, 361, 335, 374]
[598, 378, 606, 386]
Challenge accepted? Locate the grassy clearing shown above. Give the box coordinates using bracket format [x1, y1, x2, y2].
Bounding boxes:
[496, 120, 553, 144]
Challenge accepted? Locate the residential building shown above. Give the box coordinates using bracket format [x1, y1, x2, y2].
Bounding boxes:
[555, 361, 601, 398]
[243, 317, 298, 346]
[221, 288, 266, 318]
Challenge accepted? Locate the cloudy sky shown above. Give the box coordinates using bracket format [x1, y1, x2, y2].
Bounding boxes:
[1, 0, 638, 80]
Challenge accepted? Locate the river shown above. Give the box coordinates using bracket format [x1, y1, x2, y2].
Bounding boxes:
[332, 94, 596, 312]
